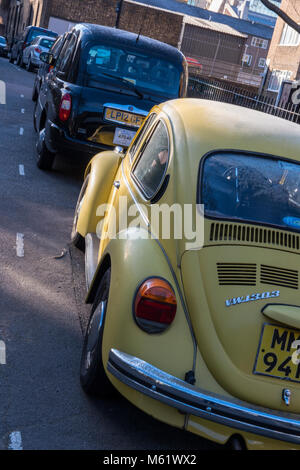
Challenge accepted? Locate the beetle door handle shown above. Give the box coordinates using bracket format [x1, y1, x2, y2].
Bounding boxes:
[113, 180, 120, 189]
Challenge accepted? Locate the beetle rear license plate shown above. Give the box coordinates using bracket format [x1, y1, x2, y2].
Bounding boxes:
[105, 108, 145, 128]
[253, 323, 300, 383]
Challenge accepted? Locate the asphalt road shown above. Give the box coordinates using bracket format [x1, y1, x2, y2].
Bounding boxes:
[0, 57, 218, 450]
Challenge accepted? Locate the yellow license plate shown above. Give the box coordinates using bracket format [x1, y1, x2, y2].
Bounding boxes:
[254, 323, 300, 383]
[105, 108, 145, 128]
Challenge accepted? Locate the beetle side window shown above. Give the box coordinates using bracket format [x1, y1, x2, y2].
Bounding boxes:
[132, 121, 169, 199]
[128, 113, 156, 163]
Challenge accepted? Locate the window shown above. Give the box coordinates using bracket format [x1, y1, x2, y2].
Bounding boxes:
[56, 34, 77, 73]
[129, 113, 156, 163]
[258, 57, 266, 68]
[83, 43, 181, 98]
[132, 121, 169, 199]
[39, 38, 55, 49]
[201, 152, 300, 232]
[242, 54, 252, 66]
[280, 23, 300, 46]
[251, 37, 268, 49]
[268, 70, 292, 92]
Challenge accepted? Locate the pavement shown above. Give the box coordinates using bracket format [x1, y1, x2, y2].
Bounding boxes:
[0, 57, 218, 450]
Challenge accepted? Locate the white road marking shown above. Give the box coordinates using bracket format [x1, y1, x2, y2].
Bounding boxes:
[21, 108, 25, 114]
[19, 164, 25, 176]
[16, 233, 24, 257]
[8, 432, 23, 450]
[20, 94, 24, 98]
[0, 341, 6, 364]
[19, 127, 24, 135]
[0, 80, 6, 104]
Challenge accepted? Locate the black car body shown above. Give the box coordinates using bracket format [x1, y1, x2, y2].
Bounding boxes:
[32, 33, 67, 101]
[9, 26, 57, 66]
[34, 23, 188, 170]
[0, 36, 8, 57]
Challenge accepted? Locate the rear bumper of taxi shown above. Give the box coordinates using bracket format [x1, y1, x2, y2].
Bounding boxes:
[107, 348, 300, 446]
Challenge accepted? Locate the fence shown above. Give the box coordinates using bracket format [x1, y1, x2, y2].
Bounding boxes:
[188, 77, 300, 124]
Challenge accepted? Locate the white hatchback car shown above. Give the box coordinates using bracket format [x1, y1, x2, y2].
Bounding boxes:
[23, 35, 56, 72]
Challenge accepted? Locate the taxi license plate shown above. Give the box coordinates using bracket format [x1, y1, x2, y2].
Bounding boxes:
[253, 323, 300, 383]
[105, 108, 145, 128]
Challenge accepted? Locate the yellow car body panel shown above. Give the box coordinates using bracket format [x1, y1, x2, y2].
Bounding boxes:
[76, 150, 122, 237]
[75, 99, 300, 449]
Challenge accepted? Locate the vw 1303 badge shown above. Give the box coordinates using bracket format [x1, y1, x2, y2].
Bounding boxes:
[225, 290, 280, 307]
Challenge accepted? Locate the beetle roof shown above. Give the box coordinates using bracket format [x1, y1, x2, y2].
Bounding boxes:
[160, 99, 300, 168]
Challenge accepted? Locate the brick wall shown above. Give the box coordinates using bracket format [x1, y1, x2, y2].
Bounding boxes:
[119, 1, 183, 47]
[46, 0, 119, 28]
[44, 0, 183, 47]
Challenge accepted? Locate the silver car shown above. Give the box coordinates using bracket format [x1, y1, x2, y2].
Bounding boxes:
[23, 35, 56, 72]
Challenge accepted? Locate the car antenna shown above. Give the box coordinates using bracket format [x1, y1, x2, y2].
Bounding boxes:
[136, 7, 147, 42]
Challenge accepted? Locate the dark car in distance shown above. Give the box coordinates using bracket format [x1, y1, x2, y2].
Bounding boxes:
[34, 23, 188, 171]
[0, 36, 8, 57]
[9, 26, 58, 66]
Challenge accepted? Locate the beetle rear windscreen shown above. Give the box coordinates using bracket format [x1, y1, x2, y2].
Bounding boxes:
[201, 152, 300, 232]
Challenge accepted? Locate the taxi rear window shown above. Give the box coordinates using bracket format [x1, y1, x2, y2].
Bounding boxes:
[201, 152, 300, 232]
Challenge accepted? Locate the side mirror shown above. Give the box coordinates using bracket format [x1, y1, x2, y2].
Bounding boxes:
[40, 52, 54, 65]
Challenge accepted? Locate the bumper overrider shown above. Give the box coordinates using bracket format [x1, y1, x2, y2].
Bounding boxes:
[108, 349, 300, 445]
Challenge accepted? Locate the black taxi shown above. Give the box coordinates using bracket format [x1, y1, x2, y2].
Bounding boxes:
[34, 23, 188, 170]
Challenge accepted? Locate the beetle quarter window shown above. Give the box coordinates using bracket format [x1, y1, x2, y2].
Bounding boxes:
[129, 113, 156, 163]
[202, 152, 300, 232]
[132, 121, 169, 199]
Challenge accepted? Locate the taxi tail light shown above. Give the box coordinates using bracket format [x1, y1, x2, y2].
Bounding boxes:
[59, 93, 72, 122]
[134, 278, 177, 334]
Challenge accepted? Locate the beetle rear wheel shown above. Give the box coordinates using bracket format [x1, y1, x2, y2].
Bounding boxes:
[80, 269, 114, 397]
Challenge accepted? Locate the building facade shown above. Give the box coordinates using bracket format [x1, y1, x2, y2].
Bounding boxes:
[263, 0, 300, 99]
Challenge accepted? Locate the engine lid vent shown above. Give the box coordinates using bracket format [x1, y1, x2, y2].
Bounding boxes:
[260, 265, 298, 290]
[209, 222, 300, 251]
[217, 263, 257, 286]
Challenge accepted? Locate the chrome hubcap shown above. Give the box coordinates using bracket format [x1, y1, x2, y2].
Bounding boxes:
[85, 300, 106, 370]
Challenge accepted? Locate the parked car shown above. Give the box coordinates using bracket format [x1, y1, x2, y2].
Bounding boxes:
[9, 26, 57, 66]
[34, 23, 188, 171]
[72, 98, 300, 450]
[32, 33, 67, 102]
[0, 36, 8, 57]
[23, 35, 56, 72]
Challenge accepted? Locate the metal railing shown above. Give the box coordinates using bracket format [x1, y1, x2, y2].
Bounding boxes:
[188, 77, 300, 124]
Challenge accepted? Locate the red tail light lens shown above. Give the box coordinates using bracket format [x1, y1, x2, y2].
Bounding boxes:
[59, 93, 72, 121]
[34, 47, 41, 54]
[134, 278, 177, 333]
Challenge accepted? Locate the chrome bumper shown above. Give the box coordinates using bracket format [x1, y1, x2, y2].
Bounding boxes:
[108, 349, 300, 445]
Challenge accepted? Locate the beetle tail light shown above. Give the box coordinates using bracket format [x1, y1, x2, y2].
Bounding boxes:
[34, 47, 42, 54]
[134, 278, 177, 334]
[59, 93, 72, 122]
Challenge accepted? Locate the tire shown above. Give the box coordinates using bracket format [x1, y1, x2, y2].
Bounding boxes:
[80, 269, 114, 397]
[17, 53, 23, 67]
[33, 100, 38, 132]
[71, 175, 89, 251]
[36, 127, 55, 171]
[26, 55, 33, 72]
[32, 81, 38, 102]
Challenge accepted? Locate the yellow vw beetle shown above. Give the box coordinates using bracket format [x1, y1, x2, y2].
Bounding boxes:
[71, 99, 300, 450]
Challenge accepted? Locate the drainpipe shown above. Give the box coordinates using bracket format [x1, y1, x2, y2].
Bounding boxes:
[115, 0, 124, 29]
[210, 33, 221, 77]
